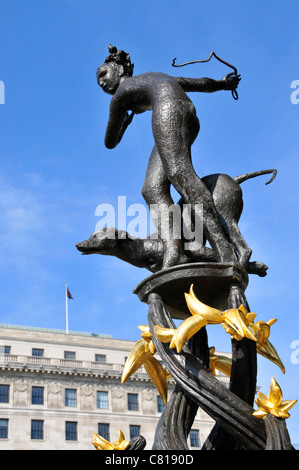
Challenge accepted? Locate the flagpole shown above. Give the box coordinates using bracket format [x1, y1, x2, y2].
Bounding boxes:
[65, 282, 69, 334]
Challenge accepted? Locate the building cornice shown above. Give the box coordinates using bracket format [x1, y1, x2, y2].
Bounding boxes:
[0, 354, 154, 383]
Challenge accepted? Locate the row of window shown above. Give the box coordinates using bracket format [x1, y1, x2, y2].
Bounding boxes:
[0, 345, 107, 363]
[0, 419, 138, 442]
[0, 419, 200, 446]
[0, 385, 165, 413]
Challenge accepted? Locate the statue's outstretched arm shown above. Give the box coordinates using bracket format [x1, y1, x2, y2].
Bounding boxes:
[175, 76, 225, 93]
[175, 74, 241, 94]
[172, 52, 240, 98]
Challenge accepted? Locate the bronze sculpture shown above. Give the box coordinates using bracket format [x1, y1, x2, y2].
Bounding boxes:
[96, 45, 242, 269]
[78, 45, 296, 450]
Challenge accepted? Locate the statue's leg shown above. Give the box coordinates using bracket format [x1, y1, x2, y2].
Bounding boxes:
[152, 101, 238, 266]
[226, 220, 252, 268]
[141, 145, 184, 268]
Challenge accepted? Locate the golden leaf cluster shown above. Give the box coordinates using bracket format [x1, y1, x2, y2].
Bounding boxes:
[121, 325, 168, 405]
[253, 378, 297, 420]
[154, 284, 284, 373]
[92, 429, 129, 450]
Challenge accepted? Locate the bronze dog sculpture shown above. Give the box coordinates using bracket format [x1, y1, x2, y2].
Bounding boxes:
[76, 169, 276, 276]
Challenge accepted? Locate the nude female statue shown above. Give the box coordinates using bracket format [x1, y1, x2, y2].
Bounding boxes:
[97, 45, 241, 269]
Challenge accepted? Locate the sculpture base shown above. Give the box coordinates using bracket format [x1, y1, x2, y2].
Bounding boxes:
[133, 262, 249, 320]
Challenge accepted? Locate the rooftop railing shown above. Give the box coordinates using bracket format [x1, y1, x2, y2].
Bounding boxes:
[0, 354, 149, 378]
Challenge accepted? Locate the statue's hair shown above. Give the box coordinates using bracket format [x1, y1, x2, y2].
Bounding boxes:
[104, 44, 134, 76]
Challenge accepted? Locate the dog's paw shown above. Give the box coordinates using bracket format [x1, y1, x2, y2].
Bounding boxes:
[247, 261, 268, 277]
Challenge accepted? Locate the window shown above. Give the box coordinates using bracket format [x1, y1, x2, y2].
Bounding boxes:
[129, 425, 140, 440]
[98, 423, 110, 441]
[32, 348, 44, 357]
[0, 346, 10, 355]
[0, 385, 9, 403]
[65, 388, 77, 407]
[65, 421, 77, 441]
[64, 351, 76, 360]
[31, 420, 44, 440]
[0, 419, 8, 439]
[128, 393, 139, 411]
[95, 354, 106, 363]
[31, 387, 44, 405]
[97, 391, 108, 409]
[157, 396, 165, 413]
[190, 429, 200, 448]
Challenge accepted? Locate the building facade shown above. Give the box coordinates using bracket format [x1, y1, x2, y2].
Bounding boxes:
[0, 324, 229, 450]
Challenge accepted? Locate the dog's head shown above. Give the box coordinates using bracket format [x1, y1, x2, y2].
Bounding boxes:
[76, 227, 119, 254]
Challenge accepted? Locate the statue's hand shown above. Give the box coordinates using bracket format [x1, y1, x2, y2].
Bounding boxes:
[222, 73, 241, 91]
[123, 111, 134, 128]
[117, 112, 135, 144]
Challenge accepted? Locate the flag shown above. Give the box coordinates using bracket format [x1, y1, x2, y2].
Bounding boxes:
[67, 288, 73, 300]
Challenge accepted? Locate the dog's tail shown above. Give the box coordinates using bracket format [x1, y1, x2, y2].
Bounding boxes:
[234, 169, 277, 186]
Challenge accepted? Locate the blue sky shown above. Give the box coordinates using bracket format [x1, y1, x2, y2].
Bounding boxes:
[0, 0, 299, 444]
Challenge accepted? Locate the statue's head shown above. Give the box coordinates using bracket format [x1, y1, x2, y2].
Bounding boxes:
[97, 45, 134, 95]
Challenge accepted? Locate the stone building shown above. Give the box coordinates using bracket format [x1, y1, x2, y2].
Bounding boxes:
[0, 324, 229, 450]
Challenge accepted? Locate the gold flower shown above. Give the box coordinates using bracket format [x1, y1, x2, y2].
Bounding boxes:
[121, 326, 168, 405]
[154, 284, 285, 374]
[92, 429, 129, 450]
[253, 377, 297, 419]
[154, 285, 256, 353]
